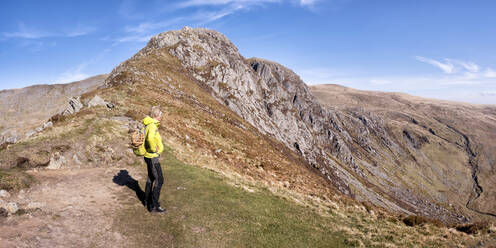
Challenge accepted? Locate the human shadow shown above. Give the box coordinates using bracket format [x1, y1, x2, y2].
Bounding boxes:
[113, 169, 146, 206]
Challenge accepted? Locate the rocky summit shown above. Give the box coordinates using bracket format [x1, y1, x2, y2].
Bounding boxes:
[0, 27, 495, 247]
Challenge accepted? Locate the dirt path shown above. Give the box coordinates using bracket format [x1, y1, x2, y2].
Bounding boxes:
[0, 166, 145, 248]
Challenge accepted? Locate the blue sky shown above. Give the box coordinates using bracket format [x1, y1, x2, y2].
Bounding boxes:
[1, 0, 496, 104]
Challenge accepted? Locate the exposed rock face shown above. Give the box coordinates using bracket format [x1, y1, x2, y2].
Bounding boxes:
[104, 27, 495, 223]
[105, 28, 410, 214]
[62, 96, 83, 115]
[310, 84, 496, 220]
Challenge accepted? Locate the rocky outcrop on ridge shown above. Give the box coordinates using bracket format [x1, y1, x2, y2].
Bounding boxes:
[103, 27, 496, 223]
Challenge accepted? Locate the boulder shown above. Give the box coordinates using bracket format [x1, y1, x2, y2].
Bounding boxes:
[6, 202, 18, 214]
[0, 207, 7, 217]
[27, 202, 46, 209]
[62, 96, 83, 115]
[42, 121, 53, 129]
[0, 190, 10, 198]
[87, 95, 107, 107]
[47, 152, 65, 170]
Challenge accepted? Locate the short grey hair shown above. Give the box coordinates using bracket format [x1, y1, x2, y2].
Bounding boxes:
[150, 106, 162, 118]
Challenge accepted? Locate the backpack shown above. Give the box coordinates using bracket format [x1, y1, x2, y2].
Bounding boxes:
[131, 127, 146, 156]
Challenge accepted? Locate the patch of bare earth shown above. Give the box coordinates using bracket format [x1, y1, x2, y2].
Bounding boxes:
[0, 166, 142, 248]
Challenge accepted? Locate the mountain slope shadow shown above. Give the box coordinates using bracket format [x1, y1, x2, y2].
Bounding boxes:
[113, 169, 145, 205]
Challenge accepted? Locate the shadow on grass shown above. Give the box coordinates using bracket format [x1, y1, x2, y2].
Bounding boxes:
[113, 170, 146, 206]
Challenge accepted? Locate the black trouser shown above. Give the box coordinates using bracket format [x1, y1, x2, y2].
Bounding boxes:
[144, 157, 164, 210]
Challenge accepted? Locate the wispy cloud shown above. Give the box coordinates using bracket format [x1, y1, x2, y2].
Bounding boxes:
[124, 17, 184, 34]
[480, 90, 496, 97]
[2, 22, 96, 39]
[415, 56, 496, 83]
[54, 48, 109, 84]
[415, 56, 455, 74]
[18, 40, 57, 53]
[193, 4, 245, 24]
[299, 0, 318, 7]
[2, 22, 52, 39]
[64, 24, 97, 37]
[484, 68, 496, 78]
[115, 34, 153, 43]
[54, 64, 89, 84]
[446, 59, 479, 73]
[176, 0, 281, 8]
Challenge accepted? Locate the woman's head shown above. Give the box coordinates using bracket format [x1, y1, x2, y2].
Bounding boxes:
[150, 106, 163, 120]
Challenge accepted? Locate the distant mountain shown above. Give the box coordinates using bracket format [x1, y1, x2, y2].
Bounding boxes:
[310, 84, 496, 220]
[0, 75, 107, 144]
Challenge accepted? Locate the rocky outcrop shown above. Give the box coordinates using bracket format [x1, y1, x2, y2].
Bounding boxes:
[62, 96, 83, 115]
[103, 27, 495, 223]
[105, 27, 415, 215]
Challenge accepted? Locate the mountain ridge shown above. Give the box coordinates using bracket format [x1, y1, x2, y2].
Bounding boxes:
[0, 27, 495, 247]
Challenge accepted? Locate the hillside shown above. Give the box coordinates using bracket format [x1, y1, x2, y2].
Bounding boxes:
[0, 27, 495, 247]
[0, 74, 107, 146]
[310, 84, 496, 220]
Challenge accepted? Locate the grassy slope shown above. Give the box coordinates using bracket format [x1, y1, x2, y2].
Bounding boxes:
[115, 149, 493, 248]
[115, 148, 348, 248]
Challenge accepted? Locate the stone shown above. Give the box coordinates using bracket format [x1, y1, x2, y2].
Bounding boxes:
[5, 135, 18, 144]
[42, 121, 53, 129]
[87, 95, 108, 108]
[47, 152, 65, 170]
[62, 96, 83, 115]
[25, 130, 36, 138]
[27, 202, 46, 209]
[6, 202, 18, 214]
[0, 190, 10, 198]
[0, 207, 7, 217]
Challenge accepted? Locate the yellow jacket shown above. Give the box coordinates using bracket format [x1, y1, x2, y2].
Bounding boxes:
[143, 116, 164, 158]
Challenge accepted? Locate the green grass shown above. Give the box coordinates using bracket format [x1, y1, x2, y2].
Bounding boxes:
[115, 148, 350, 248]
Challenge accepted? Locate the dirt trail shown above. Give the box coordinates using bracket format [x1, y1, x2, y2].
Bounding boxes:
[0, 166, 144, 248]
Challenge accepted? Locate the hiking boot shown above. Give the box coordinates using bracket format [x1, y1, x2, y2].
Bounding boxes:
[150, 206, 167, 214]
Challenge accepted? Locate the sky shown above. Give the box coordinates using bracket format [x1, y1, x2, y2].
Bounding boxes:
[1, 0, 496, 104]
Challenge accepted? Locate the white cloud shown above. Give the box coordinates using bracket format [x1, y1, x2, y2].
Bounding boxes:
[2, 22, 52, 39]
[2, 22, 96, 39]
[124, 17, 184, 34]
[415, 56, 455, 74]
[369, 79, 393, 85]
[53, 48, 109, 84]
[64, 25, 97, 37]
[299, 0, 317, 6]
[17, 40, 57, 53]
[446, 59, 479, 73]
[480, 90, 496, 97]
[194, 4, 245, 23]
[116, 34, 153, 43]
[484, 68, 496, 78]
[176, 0, 280, 8]
[54, 64, 89, 84]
